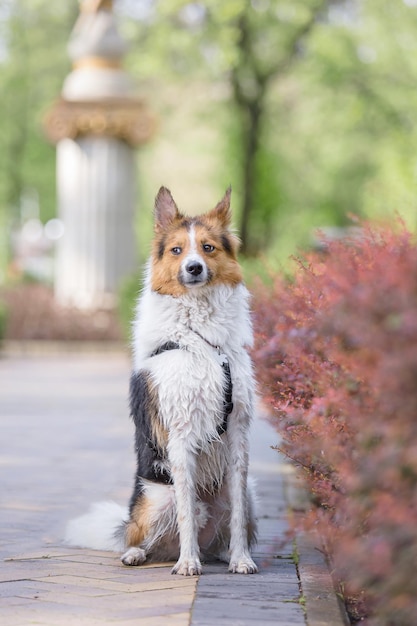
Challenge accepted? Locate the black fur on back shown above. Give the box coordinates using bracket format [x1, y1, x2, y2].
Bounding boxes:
[129, 371, 171, 514]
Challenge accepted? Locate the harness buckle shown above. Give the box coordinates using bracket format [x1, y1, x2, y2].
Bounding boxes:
[214, 348, 229, 367]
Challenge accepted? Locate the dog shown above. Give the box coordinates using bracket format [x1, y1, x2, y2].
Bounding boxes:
[66, 187, 258, 576]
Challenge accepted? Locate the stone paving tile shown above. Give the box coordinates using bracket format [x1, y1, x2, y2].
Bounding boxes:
[26, 590, 192, 615]
[108, 613, 192, 626]
[0, 605, 159, 626]
[34, 574, 197, 594]
[2, 558, 121, 581]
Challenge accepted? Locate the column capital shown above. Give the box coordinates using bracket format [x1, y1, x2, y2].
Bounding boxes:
[44, 98, 156, 147]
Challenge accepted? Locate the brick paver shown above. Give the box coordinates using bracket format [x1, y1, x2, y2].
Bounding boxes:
[1, 351, 308, 625]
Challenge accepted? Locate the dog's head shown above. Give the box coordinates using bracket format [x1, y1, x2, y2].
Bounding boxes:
[150, 187, 242, 296]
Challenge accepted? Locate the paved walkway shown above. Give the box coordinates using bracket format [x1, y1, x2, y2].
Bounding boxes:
[0, 350, 345, 625]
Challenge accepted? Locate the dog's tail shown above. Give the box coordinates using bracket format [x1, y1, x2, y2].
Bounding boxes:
[65, 501, 128, 552]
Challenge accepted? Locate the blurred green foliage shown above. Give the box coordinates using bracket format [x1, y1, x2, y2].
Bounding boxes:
[118, 269, 143, 342]
[0, 2, 77, 227]
[118, 0, 417, 258]
[1, 0, 417, 272]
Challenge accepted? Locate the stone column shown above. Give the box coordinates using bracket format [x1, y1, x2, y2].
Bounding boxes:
[44, 0, 154, 309]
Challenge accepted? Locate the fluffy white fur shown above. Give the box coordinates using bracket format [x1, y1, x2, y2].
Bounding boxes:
[66, 279, 257, 573]
[65, 501, 127, 552]
[129, 277, 256, 575]
[65, 191, 258, 576]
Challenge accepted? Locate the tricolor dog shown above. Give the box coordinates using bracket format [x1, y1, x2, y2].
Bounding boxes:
[66, 187, 258, 576]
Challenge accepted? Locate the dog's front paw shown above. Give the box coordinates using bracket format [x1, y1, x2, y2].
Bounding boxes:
[121, 547, 146, 566]
[228, 554, 258, 574]
[171, 557, 202, 576]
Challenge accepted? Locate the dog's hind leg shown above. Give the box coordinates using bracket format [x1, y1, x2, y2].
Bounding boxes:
[121, 481, 177, 566]
[120, 495, 150, 566]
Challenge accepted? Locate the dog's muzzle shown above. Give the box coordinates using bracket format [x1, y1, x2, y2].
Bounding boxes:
[180, 256, 209, 287]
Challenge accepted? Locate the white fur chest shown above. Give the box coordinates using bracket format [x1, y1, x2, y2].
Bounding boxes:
[132, 280, 253, 364]
[132, 280, 255, 444]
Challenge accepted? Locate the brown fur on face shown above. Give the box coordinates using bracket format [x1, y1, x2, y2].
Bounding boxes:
[150, 187, 242, 296]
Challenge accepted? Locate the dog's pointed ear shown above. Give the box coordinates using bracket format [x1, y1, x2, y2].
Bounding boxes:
[154, 187, 181, 231]
[206, 186, 232, 226]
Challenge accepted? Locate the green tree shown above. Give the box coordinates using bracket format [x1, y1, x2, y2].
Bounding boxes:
[120, 0, 331, 254]
[0, 0, 77, 227]
[227, 1, 330, 254]
[119, 0, 417, 256]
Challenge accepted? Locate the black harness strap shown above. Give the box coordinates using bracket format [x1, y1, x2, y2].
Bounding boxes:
[151, 341, 182, 357]
[149, 342, 233, 436]
[218, 358, 233, 435]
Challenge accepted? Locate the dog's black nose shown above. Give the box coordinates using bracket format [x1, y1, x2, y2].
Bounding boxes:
[186, 261, 203, 276]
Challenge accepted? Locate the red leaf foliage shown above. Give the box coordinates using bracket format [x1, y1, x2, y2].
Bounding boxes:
[253, 224, 417, 625]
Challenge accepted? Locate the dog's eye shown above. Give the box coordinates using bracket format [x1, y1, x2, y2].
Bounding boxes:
[203, 244, 215, 253]
[171, 247, 182, 255]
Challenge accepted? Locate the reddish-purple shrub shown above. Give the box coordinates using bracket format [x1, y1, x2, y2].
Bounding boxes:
[253, 224, 417, 625]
